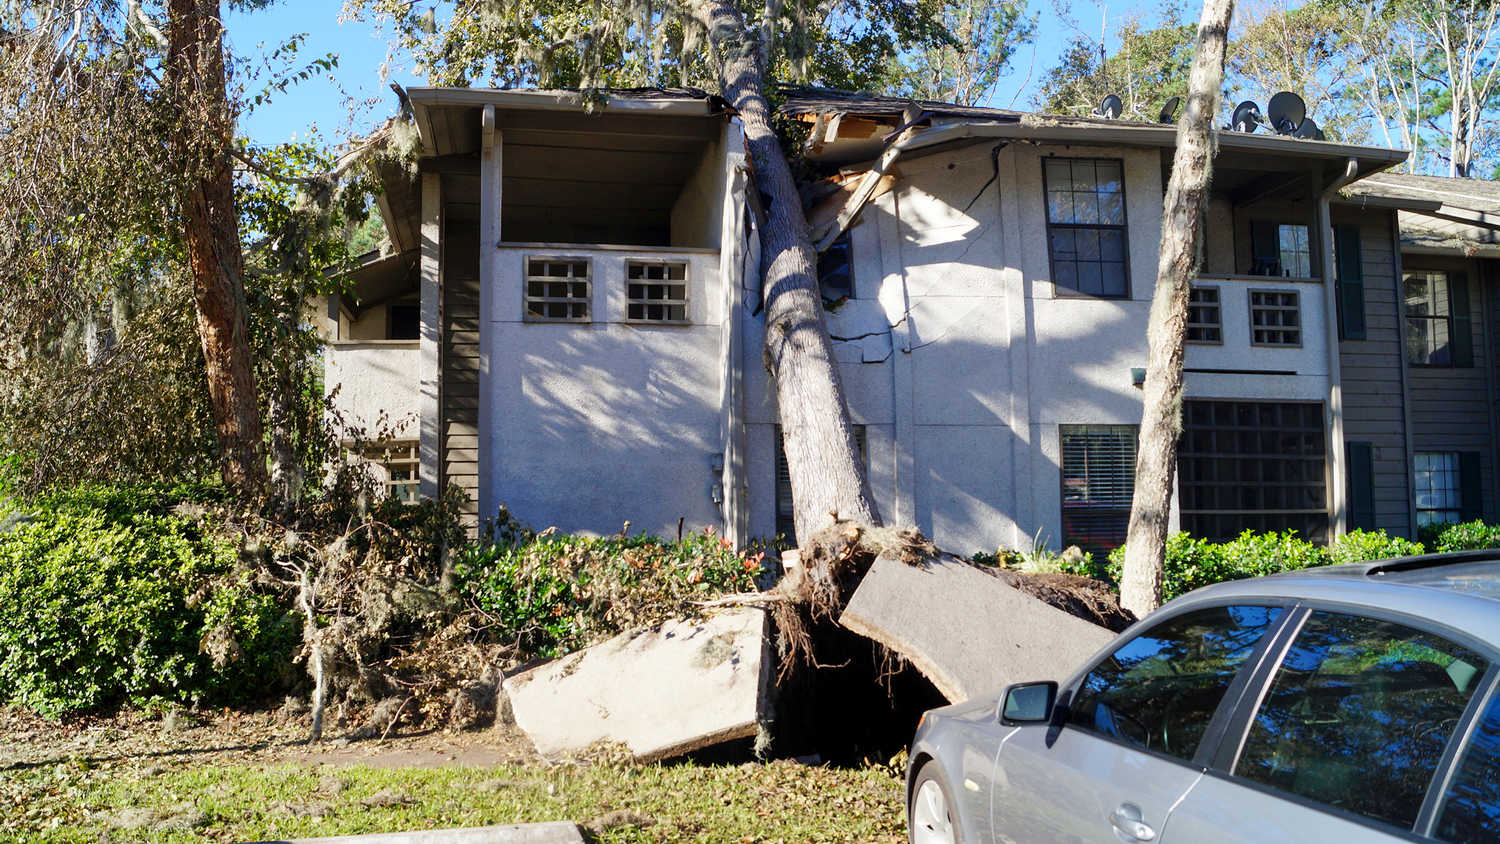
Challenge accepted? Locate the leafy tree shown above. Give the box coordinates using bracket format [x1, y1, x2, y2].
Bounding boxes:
[0, 3, 368, 498]
[894, 0, 1036, 106]
[346, 0, 956, 539]
[1036, 7, 1197, 118]
[1227, 0, 1359, 140]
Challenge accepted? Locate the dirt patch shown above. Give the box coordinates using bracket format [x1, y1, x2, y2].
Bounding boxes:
[0, 704, 538, 773]
[987, 569, 1135, 632]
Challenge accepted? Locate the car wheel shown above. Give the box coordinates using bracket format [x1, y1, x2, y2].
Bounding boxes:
[909, 761, 964, 844]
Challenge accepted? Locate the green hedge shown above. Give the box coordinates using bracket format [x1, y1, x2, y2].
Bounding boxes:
[1424, 519, 1500, 553]
[1101, 528, 1430, 603]
[0, 486, 295, 717]
[457, 514, 767, 659]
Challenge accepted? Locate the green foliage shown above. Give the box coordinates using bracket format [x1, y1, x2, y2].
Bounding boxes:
[1106, 531, 1331, 602]
[1329, 528, 1425, 565]
[1035, 7, 1197, 117]
[1425, 520, 1500, 552]
[0, 487, 295, 717]
[457, 510, 767, 659]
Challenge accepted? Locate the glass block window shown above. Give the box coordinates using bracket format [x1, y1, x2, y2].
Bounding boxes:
[1415, 452, 1463, 527]
[1060, 425, 1138, 561]
[1187, 286, 1222, 343]
[1179, 400, 1328, 542]
[1278, 224, 1312, 278]
[625, 261, 689, 323]
[1250, 290, 1301, 346]
[364, 441, 419, 504]
[1405, 270, 1453, 366]
[525, 257, 591, 321]
[1044, 158, 1129, 298]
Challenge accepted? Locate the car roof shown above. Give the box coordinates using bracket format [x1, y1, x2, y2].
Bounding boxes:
[1165, 550, 1500, 650]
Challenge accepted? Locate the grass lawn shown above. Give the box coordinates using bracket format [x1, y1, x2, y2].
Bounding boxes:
[1, 756, 908, 842]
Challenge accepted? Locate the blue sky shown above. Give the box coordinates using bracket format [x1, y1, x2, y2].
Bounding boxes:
[227, 0, 1161, 146]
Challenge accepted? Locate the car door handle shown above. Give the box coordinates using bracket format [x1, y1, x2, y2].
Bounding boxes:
[1109, 803, 1157, 842]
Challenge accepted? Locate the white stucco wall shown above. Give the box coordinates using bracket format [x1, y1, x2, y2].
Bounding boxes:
[484, 246, 726, 537]
[741, 139, 1335, 556]
[325, 341, 422, 437]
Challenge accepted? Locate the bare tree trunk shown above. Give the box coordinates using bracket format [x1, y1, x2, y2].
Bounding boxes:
[166, 0, 267, 498]
[298, 566, 328, 743]
[1119, 0, 1234, 618]
[694, 0, 880, 539]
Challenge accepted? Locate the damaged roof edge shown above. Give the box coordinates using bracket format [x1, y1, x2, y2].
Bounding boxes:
[405, 86, 722, 115]
[863, 119, 1408, 178]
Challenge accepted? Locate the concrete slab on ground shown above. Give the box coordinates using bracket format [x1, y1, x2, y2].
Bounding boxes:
[247, 821, 585, 843]
[503, 608, 771, 762]
[839, 553, 1115, 703]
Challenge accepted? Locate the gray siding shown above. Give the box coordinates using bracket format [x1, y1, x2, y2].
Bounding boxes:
[443, 217, 481, 525]
[1335, 208, 1413, 536]
[1405, 254, 1496, 523]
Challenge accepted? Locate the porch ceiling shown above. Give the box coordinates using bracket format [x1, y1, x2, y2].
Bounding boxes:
[407, 91, 728, 246]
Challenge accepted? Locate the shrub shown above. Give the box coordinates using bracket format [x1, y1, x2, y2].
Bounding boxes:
[457, 513, 767, 659]
[1329, 529, 1425, 565]
[0, 486, 295, 717]
[1107, 530, 1330, 603]
[1426, 520, 1500, 553]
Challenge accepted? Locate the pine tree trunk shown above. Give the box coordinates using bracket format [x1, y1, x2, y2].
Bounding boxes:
[166, 0, 267, 498]
[694, 0, 881, 539]
[1119, 0, 1235, 618]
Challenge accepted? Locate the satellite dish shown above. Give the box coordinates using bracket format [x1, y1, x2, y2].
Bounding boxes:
[1157, 96, 1181, 124]
[1231, 100, 1262, 133]
[1267, 91, 1306, 134]
[1093, 93, 1123, 119]
[1293, 117, 1325, 141]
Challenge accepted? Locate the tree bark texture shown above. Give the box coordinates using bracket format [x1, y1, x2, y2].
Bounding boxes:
[166, 0, 267, 497]
[695, 0, 881, 540]
[1119, 0, 1234, 618]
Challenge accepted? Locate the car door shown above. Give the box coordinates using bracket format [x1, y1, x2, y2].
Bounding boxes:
[1164, 607, 1495, 842]
[990, 603, 1287, 843]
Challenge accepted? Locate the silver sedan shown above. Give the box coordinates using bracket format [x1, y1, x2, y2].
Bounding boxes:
[906, 552, 1500, 843]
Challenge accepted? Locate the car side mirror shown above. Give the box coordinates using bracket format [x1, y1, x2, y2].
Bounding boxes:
[999, 680, 1057, 726]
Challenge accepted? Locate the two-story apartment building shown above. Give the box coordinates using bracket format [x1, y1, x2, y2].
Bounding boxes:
[325, 85, 1492, 558]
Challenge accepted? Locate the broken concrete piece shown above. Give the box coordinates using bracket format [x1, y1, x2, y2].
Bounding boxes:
[503, 608, 771, 762]
[839, 554, 1115, 703]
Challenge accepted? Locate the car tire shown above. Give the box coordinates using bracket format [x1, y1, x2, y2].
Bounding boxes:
[909, 760, 965, 844]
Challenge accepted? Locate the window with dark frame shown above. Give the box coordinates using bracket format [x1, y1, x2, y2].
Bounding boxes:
[524, 257, 591, 321]
[1187, 286, 1222, 343]
[1250, 221, 1313, 278]
[1250, 290, 1301, 346]
[1044, 158, 1129, 298]
[1178, 400, 1328, 543]
[1060, 425, 1137, 562]
[818, 232, 854, 301]
[388, 302, 420, 340]
[625, 261, 689, 324]
[775, 425, 866, 544]
[1405, 270, 1455, 366]
[1415, 451, 1464, 527]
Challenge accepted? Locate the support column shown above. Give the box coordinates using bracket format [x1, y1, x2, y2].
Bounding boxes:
[419, 171, 443, 499]
[1319, 192, 1349, 538]
[478, 104, 500, 524]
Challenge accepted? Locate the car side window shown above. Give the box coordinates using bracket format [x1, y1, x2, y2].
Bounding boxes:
[1236, 610, 1488, 832]
[1068, 604, 1283, 762]
[1435, 688, 1500, 842]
